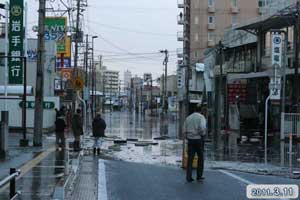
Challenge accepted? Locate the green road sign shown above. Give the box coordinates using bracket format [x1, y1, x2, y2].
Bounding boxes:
[9, 0, 24, 84]
[19, 101, 55, 109]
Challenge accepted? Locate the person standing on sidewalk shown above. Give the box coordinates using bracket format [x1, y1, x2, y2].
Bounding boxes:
[55, 112, 66, 150]
[183, 104, 207, 182]
[92, 113, 106, 155]
[71, 109, 83, 151]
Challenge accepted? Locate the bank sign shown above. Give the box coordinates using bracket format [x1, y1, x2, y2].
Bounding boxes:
[9, 0, 24, 84]
[270, 33, 283, 100]
[44, 17, 67, 53]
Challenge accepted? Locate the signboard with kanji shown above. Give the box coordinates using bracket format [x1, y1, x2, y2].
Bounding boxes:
[9, 0, 24, 84]
[19, 101, 55, 109]
[44, 17, 67, 54]
[270, 33, 283, 100]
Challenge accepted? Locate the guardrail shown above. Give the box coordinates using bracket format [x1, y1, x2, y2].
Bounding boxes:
[0, 168, 21, 200]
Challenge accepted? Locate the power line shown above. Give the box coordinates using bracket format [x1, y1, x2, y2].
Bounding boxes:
[87, 20, 176, 37]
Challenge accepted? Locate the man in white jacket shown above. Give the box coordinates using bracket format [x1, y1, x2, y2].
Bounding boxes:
[183, 104, 207, 182]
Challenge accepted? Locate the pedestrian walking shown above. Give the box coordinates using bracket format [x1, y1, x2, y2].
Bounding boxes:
[55, 112, 66, 150]
[71, 109, 83, 151]
[92, 113, 106, 155]
[183, 104, 206, 182]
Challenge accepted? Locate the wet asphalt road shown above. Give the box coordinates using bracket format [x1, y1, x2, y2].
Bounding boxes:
[101, 159, 299, 200]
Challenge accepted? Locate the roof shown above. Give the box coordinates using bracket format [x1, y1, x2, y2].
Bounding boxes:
[235, 3, 297, 33]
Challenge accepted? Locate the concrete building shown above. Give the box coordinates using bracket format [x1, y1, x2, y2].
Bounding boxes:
[124, 70, 132, 90]
[104, 69, 119, 95]
[0, 37, 59, 129]
[179, 0, 259, 65]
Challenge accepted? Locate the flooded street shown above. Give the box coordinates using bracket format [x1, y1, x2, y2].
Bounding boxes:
[84, 111, 183, 167]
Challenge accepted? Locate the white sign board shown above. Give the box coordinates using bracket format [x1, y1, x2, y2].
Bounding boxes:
[270, 33, 283, 100]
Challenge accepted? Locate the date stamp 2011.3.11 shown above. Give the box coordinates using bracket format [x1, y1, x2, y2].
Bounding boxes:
[247, 184, 299, 199]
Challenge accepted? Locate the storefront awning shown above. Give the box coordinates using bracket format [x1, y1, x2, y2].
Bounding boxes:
[227, 68, 296, 83]
[0, 86, 33, 95]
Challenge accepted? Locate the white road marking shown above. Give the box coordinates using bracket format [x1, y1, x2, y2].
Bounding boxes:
[219, 170, 254, 185]
[98, 159, 108, 200]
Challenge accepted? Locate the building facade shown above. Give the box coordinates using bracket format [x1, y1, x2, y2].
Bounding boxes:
[104, 70, 119, 95]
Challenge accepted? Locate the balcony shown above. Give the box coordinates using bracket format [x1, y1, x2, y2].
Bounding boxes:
[177, 31, 188, 42]
[177, 15, 187, 25]
[207, 6, 215, 13]
[207, 23, 215, 30]
[257, 7, 264, 14]
[177, 48, 184, 58]
[177, 32, 184, 41]
[177, 59, 185, 68]
[177, 0, 188, 8]
[231, 7, 239, 14]
[207, 40, 215, 47]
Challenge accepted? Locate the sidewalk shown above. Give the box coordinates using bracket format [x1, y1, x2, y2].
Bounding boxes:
[0, 132, 55, 180]
[0, 132, 66, 200]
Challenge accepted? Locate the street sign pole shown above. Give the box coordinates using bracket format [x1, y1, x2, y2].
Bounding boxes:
[264, 93, 272, 165]
[4, 1, 8, 111]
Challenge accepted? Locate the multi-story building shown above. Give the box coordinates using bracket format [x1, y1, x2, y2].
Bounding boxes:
[124, 70, 132, 90]
[179, 0, 259, 65]
[104, 70, 119, 95]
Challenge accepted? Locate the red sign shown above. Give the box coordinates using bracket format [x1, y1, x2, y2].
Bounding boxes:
[227, 81, 247, 104]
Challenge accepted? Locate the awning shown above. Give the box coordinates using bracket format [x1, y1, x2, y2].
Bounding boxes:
[0, 86, 33, 95]
[235, 3, 297, 33]
[227, 68, 296, 83]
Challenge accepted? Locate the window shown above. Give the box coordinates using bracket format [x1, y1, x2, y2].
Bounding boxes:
[208, 32, 214, 41]
[231, 0, 237, 7]
[208, 16, 214, 24]
[194, 51, 198, 59]
[194, 16, 199, 24]
[194, 33, 199, 42]
[208, 0, 214, 7]
[231, 15, 238, 25]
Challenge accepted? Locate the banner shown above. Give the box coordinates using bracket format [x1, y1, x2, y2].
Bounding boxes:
[9, 0, 24, 84]
[44, 17, 67, 54]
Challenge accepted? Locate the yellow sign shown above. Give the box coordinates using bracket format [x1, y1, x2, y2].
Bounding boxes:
[73, 77, 84, 90]
[57, 36, 71, 58]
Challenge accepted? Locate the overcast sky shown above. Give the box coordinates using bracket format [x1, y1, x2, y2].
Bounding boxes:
[19, 0, 181, 80]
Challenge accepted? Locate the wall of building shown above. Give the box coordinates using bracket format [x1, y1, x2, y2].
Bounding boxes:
[0, 38, 57, 97]
[190, 0, 259, 64]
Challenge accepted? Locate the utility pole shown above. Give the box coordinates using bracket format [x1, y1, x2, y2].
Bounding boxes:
[71, 0, 82, 113]
[90, 36, 98, 117]
[213, 41, 224, 156]
[178, 0, 191, 140]
[160, 49, 169, 114]
[294, 0, 300, 111]
[33, 0, 46, 146]
[150, 77, 153, 115]
[74, 0, 80, 77]
[85, 34, 89, 85]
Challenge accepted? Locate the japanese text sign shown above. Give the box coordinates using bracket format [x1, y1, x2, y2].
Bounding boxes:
[9, 0, 24, 84]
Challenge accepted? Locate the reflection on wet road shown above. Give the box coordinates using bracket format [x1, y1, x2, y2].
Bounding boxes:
[0, 150, 68, 200]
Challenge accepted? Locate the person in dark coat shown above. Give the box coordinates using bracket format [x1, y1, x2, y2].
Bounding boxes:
[55, 112, 66, 149]
[92, 113, 106, 154]
[71, 109, 83, 151]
